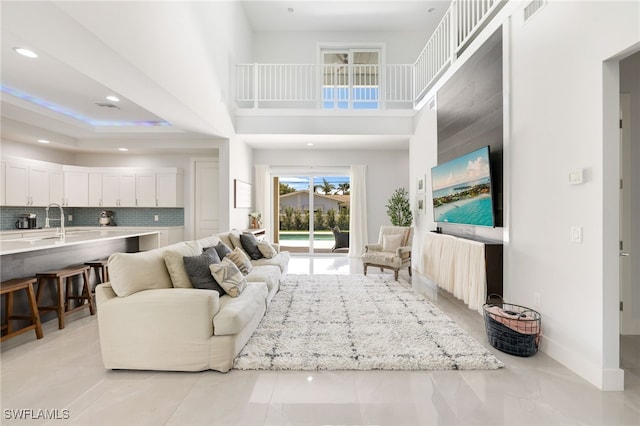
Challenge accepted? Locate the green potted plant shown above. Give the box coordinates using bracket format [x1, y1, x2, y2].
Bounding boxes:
[386, 188, 413, 226]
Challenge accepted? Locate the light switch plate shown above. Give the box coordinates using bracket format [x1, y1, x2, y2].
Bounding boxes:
[569, 169, 584, 184]
[571, 226, 582, 243]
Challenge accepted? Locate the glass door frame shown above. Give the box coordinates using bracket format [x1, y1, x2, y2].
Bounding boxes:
[271, 168, 350, 255]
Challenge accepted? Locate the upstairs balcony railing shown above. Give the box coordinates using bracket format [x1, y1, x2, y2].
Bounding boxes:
[236, 0, 504, 110]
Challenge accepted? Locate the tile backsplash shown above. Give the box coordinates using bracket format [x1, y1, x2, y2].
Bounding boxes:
[1, 206, 184, 230]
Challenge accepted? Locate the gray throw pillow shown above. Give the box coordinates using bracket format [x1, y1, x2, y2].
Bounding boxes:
[240, 233, 263, 260]
[183, 247, 225, 294]
[214, 241, 232, 259]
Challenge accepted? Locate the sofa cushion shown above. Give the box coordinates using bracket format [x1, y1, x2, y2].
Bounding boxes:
[226, 247, 253, 275]
[183, 248, 225, 294]
[196, 234, 221, 252]
[240, 233, 263, 260]
[257, 240, 277, 259]
[251, 251, 290, 273]
[163, 241, 201, 288]
[210, 258, 247, 297]
[108, 249, 173, 297]
[213, 282, 268, 336]
[246, 265, 281, 295]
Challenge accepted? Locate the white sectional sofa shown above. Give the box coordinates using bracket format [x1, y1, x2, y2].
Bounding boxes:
[96, 230, 289, 372]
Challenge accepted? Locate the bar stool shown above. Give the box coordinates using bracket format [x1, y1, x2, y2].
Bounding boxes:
[36, 265, 96, 330]
[85, 259, 109, 291]
[1, 277, 44, 342]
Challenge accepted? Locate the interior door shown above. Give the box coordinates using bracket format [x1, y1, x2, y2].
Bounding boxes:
[194, 160, 219, 239]
[620, 93, 639, 334]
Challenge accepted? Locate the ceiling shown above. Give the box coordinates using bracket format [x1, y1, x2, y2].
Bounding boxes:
[0, 1, 449, 154]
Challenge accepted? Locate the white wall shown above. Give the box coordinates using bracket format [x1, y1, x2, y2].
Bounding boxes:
[1, 140, 75, 165]
[409, 108, 438, 274]
[253, 31, 428, 64]
[410, 0, 639, 390]
[253, 148, 410, 243]
[509, 1, 638, 389]
[228, 138, 254, 230]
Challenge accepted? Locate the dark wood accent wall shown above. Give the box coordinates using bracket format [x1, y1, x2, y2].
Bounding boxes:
[437, 28, 503, 227]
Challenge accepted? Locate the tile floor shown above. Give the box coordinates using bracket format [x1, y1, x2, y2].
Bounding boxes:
[1, 256, 639, 425]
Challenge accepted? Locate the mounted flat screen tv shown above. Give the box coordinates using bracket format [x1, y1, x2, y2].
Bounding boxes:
[431, 146, 495, 227]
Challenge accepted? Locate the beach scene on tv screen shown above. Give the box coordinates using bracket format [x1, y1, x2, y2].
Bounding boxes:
[432, 147, 494, 227]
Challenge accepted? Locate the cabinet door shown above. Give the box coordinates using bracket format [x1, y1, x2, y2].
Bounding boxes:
[29, 167, 50, 206]
[156, 173, 183, 207]
[102, 174, 120, 207]
[64, 171, 89, 206]
[5, 163, 29, 206]
[88, 173, 102, 207]
[49, 170, 64, 206]
[136, 173, 156, 207]
[119, 174, 136, 207]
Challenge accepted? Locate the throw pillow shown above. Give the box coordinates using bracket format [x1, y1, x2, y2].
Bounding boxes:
[382, 234, 403, 253]
[213, 241, 232, 259]
[183, 248, 225, 294]
[228, 229, 243, 251]
[240, 233, 263, 260]
[209, 258, 247, 297]
[226, 247, 253, 275]
[163, 242, 201, 288]
[257, 240, 278, 259]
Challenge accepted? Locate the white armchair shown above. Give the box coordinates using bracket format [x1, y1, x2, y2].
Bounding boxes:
[361, 226, 413, 281]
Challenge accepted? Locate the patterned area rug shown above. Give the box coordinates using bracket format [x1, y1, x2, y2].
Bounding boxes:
[234, 274, 503, 371]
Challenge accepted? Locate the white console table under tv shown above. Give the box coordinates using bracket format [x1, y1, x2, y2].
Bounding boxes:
[422, 232, 503, 313]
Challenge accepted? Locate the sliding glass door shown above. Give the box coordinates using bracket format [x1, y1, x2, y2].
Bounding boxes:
[276, 173, 350, 254]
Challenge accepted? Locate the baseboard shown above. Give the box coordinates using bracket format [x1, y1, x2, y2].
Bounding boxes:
[540, 335, 625, 391]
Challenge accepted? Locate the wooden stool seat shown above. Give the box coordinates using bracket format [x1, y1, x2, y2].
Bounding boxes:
[85, 259, 109, 291]
[36, 265, 96, 329]
[1, 277, 44, 342]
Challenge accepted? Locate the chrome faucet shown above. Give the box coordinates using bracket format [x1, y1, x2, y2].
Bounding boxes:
[45, 203, 65, 236]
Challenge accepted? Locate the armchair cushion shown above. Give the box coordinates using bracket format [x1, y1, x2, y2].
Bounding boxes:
[382, 234, 403, 252]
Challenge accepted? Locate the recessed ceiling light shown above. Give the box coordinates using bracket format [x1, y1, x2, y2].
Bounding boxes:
[427, 7, 436, 13]
[106, 95, 120, 102]
[37, 139, 50, 144]
[307, 143, 313, 146]
[14, 47, 38, 58]
[118, 147, 129, 152]
[288, 7, 294, 13]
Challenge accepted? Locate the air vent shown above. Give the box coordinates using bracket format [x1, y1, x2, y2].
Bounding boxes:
[524, 0, 546, 22]
[95, 102, 120, 109]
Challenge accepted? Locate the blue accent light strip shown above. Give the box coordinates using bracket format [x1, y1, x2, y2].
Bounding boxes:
[1, 85, 172, 127]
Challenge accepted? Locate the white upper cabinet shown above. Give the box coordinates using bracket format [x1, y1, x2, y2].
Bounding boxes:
[88, 173, 102, 207]
[63, 169, 89, 207]
[102, 173, 136, 207]
[156, 172, 184, 207]
[135, 173, 157, 207]
[2, 157, 183, 209]
[4, 160, 62, 206]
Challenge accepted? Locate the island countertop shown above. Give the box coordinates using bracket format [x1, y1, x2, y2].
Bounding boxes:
[0, 228, 161, 256]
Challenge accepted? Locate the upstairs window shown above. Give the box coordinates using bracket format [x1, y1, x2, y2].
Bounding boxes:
[321, 48, 380, 109]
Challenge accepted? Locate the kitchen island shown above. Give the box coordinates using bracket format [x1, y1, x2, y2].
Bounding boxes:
[0, 227, 171, 331]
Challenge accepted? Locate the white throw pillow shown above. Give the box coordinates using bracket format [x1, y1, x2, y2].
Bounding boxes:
[257, 240, 277, 259]
[108, 250, 172, 297]
[163, 242, 201, 288]
[209, 258, 247, 297]
[382, 234, 403, 253]
[226, 247, 253, 275]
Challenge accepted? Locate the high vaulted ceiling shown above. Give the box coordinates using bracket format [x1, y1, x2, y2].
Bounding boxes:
[1, 0, 450, 153]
